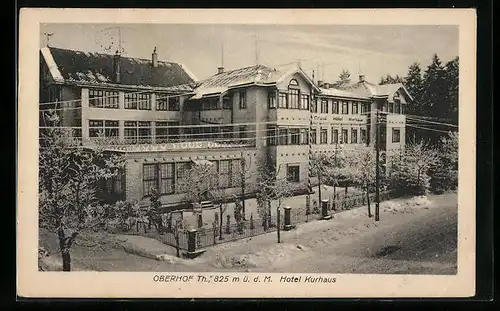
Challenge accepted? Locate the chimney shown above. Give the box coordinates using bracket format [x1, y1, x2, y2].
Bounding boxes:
[152, 47, 158, 68]
[359, 74, 365, 82]
[317, 80, 324, 88]
[217, 66, 224, 74]
[113, 50, 121, 83]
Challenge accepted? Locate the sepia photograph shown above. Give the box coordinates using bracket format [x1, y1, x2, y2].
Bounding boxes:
[18, 9, 476, 298]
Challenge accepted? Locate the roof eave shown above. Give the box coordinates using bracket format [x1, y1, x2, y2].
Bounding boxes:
[60, 80, 195, 93]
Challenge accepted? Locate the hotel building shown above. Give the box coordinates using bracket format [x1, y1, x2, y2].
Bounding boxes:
[39, 46, 412, 209]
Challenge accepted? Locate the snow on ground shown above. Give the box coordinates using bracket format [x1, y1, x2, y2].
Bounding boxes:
[198, 194, 447, 270]
[38, 193, 453, 272]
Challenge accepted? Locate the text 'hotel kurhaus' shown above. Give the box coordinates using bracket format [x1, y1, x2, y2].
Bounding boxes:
[39, 46, 411, 210]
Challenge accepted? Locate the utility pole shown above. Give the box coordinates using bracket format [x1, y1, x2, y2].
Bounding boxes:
[375, 109, 380, 221]
[254, 34, 259, 66]
[240, 151, 246, 219]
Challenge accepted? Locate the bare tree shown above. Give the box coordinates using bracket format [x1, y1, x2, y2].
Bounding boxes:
[39, 111, 124, 271]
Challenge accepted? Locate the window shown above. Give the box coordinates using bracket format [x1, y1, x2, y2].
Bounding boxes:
[175, 162, 190, 193]
[332, 101, 339, 114]
[388, 102, 394, 113]
[156, 121, 180, 143]
[361, 129, 367, 143]
[352, 102, 359, 114]
[341, 129, 348, 144]
[300, 128, 308, 145]
[201, 98, 219, 111]
[278, 128, 288, 145]
[124, 121, 138, 144]
[267, 126, 277, 145]
[351, 129, 358, 144]
[239, 90, 247, 109]
[361, 102, 369, 114]
[286, 165, 300, 183]
[125, 93, 151, 110]
[231, 160, 241, 188]
[223, 95, 232, 109]
[103, 168, 125, 200]
[394, 102, 401, 114]
[169, 121, 180, 141]
[310, 129, 317, 144]
[124, 121, 152, 144]
[139, 121, 152, 143]
[168, 96, 180, 111]
[288, 89, 300, 109]
[156, 95, 168, 111]
[143, 164, 158, 197]
[392, 128, 401, 143]
[219, 160, 232, 188]
[300, 94, 310, 110]
[239, 125, 247, 139]
[89, 89, 119, 109]
[268, 91, 277, 108]
[156, 122, 169, 143]
[310, 98, 318, 113]
[278, 92, 288, 108]
[320, 129, 328, 144]
[89, 120, 118, 138]
[156, 94, 178, 111]
[401, 104, 405, 114]
[332, 128, 339, 144]
[159, 163, 175, 194]
[381, 102, 387, 112]
[342, 101, 349, 114]
[89, 120, 104, 138]
[290, 128, 300, 145]
[320, 100, 329, 113]
[221, 126, 233, 140]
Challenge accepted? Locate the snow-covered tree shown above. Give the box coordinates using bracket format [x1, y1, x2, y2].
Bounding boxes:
[389, 140, 440, 196]
[39, 111, 125, 271]
[256, 164, 293, 234]
[347, 145, 378, 217]
[177, 162, 219, 206]
[429, 131, 459, 193]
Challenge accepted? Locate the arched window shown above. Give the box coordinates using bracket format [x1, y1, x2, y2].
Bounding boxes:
[288, 79, 300, 109]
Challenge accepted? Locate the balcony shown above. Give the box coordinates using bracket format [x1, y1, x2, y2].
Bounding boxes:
[80, 136, 256, 153]
[268, 109, 310, 126]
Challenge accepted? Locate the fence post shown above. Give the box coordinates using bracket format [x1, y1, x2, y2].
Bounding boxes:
[283, 206, 292, 231]
[305, 195, 310, 222]
[175, 232, 180, 258]
[225, 214, 231, 234]
[187, 228, 197, 254]
[321, 199, 332, 220]
[213, 222, 217, 245]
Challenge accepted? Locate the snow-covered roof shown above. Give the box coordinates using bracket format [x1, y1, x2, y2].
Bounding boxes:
[40, 46, 196, 91]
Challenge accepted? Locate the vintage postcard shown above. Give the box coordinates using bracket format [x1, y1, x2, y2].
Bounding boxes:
[17, 8, 477, 298]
